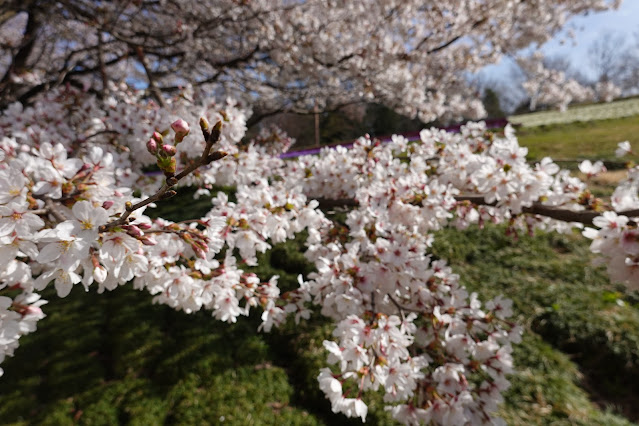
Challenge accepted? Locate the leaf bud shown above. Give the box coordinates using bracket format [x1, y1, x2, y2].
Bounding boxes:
[199, 117, 210, 132]
[157, 156, 176, 175]
[206, 150, 228, 164]
[209, 120, 223, 142]
[160, 189, 177, 199]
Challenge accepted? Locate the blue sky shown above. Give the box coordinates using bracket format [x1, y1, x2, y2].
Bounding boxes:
[542, 1, 639, 71]
[483, 1, 639, 80]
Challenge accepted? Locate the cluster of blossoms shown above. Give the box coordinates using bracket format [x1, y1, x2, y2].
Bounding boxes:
[517, 53, 623, 112]
[518, 53, 595, 112]
[1, 83, 638, 424]
[0, 293, 46, 377]
[2, 1, 620, 124]
[583, 212, 639, 289]
[244, 125, 296, 156]
[595, 81, 623, 103]
[1, 1, 633, 423]
[0, 87, 312, 377]
[581, 145, 639, 289]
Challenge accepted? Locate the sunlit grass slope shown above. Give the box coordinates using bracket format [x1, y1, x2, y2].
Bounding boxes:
[517, 115, 639, 161]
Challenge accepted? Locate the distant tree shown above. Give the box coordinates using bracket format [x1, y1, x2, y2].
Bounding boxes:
[588, 31, 627, 84]
[618, 31, 639, 95]
[362, 104, 427, 137]
[482, 88, 505, 118]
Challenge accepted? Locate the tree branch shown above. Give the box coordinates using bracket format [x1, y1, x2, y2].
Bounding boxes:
[136, 46, 166, 108]
[43, 197, 69, 222]
[98, 120, 225, 233]
[315, 195, 639, 227]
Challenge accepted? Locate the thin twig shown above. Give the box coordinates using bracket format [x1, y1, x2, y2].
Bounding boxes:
[84, 129, 120, 141]
[99, 121, 224, 233]
[387, 294, 422, 321]
[136, 46, 166, 108]
[43, 198, 68, 222]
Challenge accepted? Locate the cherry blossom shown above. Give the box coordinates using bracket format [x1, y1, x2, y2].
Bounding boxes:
[2, 1, 639, 420]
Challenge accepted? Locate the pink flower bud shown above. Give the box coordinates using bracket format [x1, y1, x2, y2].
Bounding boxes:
[137, 222, 152, 230]
[195, 241, 209, 252]
[171, 118, 191, 137]
[146, 139, 158, 154]
[23, 305, 43, 317]
[102, 200, 114, 209]
[141, 237, 157, 246]
[193, 245, 206, 259]
[162, 144, 177, 157]
[152, 131, 164, 143]
[125, 225, 143, 237]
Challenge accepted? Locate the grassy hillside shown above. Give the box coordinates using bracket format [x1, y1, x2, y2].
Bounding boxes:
[516, 115, 639, 161]
[509, 98, 639, 128]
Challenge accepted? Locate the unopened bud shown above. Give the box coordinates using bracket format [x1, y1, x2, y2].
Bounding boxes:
[209, 120, 222, 142]
[196, 241, 209, 253]
[160, 189, 177, 199]
[171, 119, 190, 143]
[199, 117, 210, 132]
[192, 244, 206, 259]
[206, 150, 228, 164]
[162, 144, 177, 157]
[140, 236, 158, 246]
[146, 139, 158, 154]
[125, 201, 133, 211]
[137, 222, 152, 230]
[126, 225, 143, 237]
[93, 266, 107, 284]
[166, 176, 178, 186]
[152, 131, 164, 143]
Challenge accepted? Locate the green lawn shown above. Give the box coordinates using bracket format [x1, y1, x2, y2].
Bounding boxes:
[517, 115, 639, 161]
